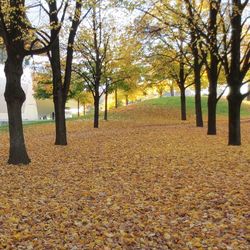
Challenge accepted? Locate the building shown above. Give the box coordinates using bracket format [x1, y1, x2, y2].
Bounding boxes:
[0, 45, 79, 122]
[0, 45, 40, 121]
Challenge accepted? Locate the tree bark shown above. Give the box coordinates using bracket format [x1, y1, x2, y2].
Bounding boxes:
[207, 55, 218, 135]
[180, 87, 186, 121]
[4, 55, 30, 164]
[226, 1, 245, 146]
[94, 96, 99, 128]
[170, 84, 174, 96]
[207, 1, 219, 135]
[125, 95, 129, 106]
[53, 90, 67, 145]
[77, 98, 80, 118]
[194, 64, 203, 127]
[50, 37, 67, 145]
[115, 86, 118, 108]
[207, 93, 217, 135]
[185, 1, 203, 127]
[227, 92, 242, 145]
[104, 90, 108, 121]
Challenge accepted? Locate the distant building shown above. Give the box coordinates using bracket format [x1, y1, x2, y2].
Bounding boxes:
[0, 46, 78, 122]
[0, 44, 39, 121]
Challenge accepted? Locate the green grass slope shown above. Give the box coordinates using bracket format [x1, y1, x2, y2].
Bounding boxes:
[141, 96, 250, 117]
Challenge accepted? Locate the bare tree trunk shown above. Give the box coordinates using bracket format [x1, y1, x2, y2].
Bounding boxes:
[94, 96, 99, 128]
[170, 84, 174, 96]
[83, 103, 86, 116]
[207, 90, 217, 135]
[77, 98, 80, 118]
[228, 92, 242, 145]
[180, 87, 186, 121]
[4, 55, 30, 164]
[54, 90, 67, 145]
[207, 1, 219, 135]
[226, 1, 245, 146]
[194, 64, 203, 127]
[104, 90, 108, 121]
[50, 37, 67, 145]
[115, 86, 118, 108]
[207, 56, 218, 135]
[125, 95, 129, 106]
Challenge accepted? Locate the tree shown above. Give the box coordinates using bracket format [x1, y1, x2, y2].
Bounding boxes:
[48, 0, 83, 145]
[134, 0, 194, 120]
[223, 0, 250, 145]
[0, 0, 63, 164]
[184, 0, 227, 134]
[74, 1, 115, 128]
[184, 0, 204, 127]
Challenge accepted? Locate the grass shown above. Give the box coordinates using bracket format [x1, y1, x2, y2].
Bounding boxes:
[1, 96, 249, 133]
[141, 96, 250, 117]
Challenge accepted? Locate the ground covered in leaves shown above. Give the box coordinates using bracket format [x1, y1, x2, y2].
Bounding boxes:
[0, 104, 249, 249]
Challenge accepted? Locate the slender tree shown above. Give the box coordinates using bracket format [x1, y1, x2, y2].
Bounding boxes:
[184, 0, 204, 127]
[48, 0, 84, 145]
[74, 1, 113, 128]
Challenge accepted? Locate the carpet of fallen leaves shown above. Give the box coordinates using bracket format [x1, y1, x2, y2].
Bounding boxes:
[0, 105, 249, 250]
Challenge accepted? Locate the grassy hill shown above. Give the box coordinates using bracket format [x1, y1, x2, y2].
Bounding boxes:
[1, 96, 249, 132]
[141, 96, 250, 117]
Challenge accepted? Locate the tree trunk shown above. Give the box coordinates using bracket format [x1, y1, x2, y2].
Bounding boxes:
[227, 92, 242, 145]
[207, 93, 217, 135]
[54, 90, 67, 145]
[115, 87, 118, 108]
[83, 103, 86, 116]
[194, 65, 203, 127]
[207, 0, 219, 135]
[50, 36, 67, 146]
[170, 84, 174, 96]
[247, 85, 250, 101]
[207, 57, 218, 135]
[77, 98, 80, 118]
[125, 95, 129, 106]
[180, 87, 186, 121]
[94, 96, 99, 128]
[4, 55, 30, 164]
[104, 90, 108, 121]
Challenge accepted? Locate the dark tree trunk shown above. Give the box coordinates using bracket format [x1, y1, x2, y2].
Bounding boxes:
[207, 1, 219, 135]
[207, 93, 217, 135]
[125, 95, 129, 106]
[54, 90, 67, 145]
[227, 92, 242, 145]
[226, 1, 245, 146]
[83, 103, 86, 116]
[50, 37, 67, 146]
[77, 98, 80, 118]
[180, 87, 186, 121]
[115, 87, 118, 108]
[207, 56, 218, 135]
[170, 84, 174, 96]
[94, 96, 99, 128]
[186, 1, 203, 127]
[247, 86, 250, 101]
[104, 90, 108, 121]
[4, 55, 30, 164]
[194, 63, 203, 127]
[179, 61, 186, 121]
